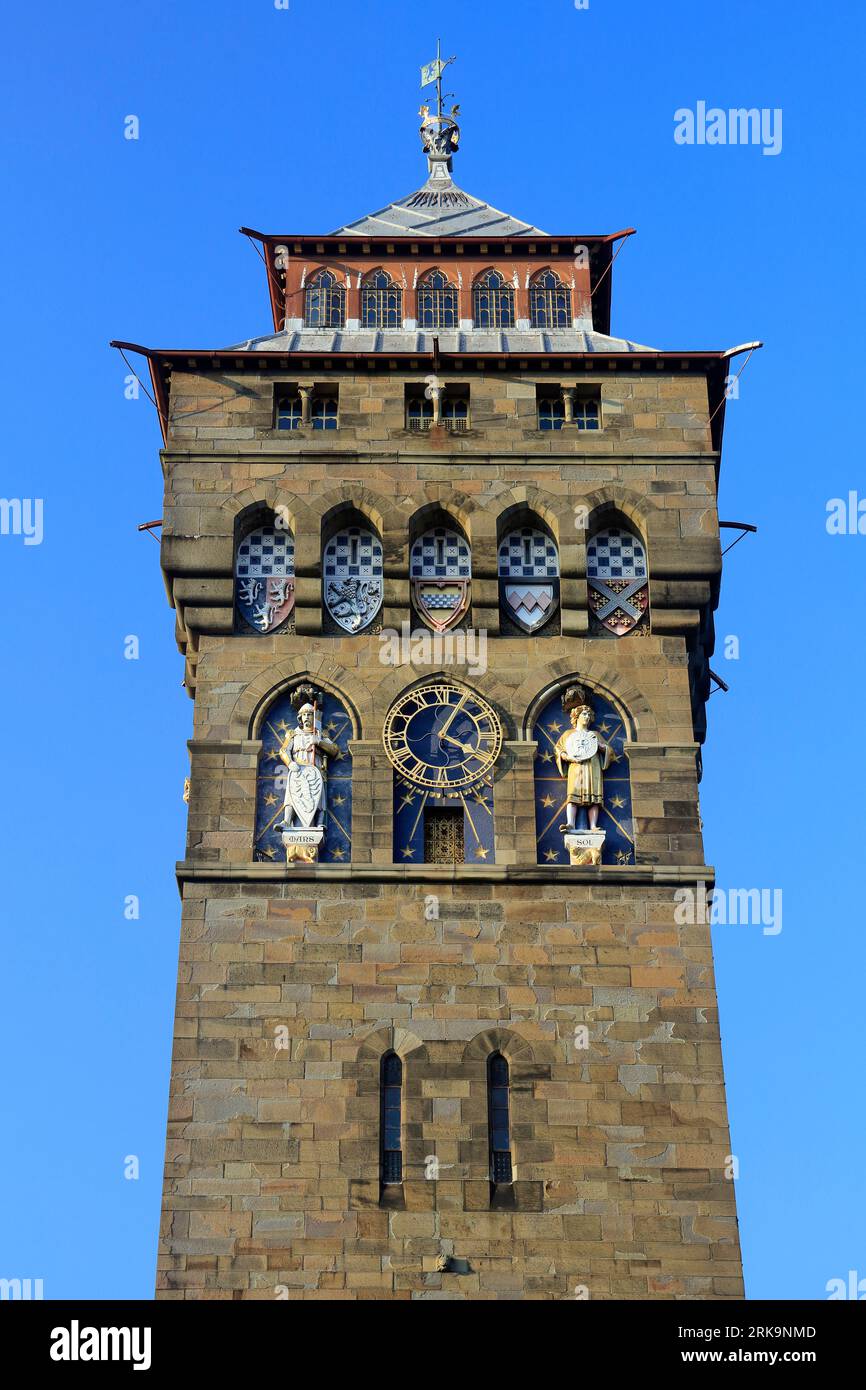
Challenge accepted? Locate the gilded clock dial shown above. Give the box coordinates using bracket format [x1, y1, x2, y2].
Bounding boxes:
[382, 684, 503, 790]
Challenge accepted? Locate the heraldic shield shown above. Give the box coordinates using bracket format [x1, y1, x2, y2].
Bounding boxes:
[498, 526, 560, 634]
[586, 527, 649, 636]
[287, 762, 324, 829]
[235, 525, 295, 633]
[323, 526, 383, 633]
[410, 526, 471, 633]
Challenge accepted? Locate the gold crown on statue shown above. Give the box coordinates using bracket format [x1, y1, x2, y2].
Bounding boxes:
[290, 684, 325, 713]
[561, 683, 593, 716]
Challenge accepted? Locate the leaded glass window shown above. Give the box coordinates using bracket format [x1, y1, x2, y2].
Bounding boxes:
[575, 397, 600, 430]
[381, 1051, 403, 1185]
[488, 1052, 513, 1185]
[417, 269, 458, 329]
[442, 396, 469, 431]
[530, 270, 571, 329]
[362, 269, 403, 328]
[473, 269, 515, 328]
[311, 396, 338, 430]
[305, 269, 345, 328]
[276, 394, 303, 430]
[538, 395, 565, 430]
[407, 396, 434, 430]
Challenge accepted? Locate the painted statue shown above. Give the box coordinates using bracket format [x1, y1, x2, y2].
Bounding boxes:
[277, 697, 340, 832]
[554, 691, 613, 833]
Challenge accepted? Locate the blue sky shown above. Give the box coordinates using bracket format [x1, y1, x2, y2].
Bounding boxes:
[1, 0, 863, 1300]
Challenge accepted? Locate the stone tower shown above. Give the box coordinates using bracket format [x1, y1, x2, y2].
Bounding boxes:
[118, 83, 745, 1300]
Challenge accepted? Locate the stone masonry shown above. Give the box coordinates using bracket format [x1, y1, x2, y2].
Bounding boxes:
[148, 349, 745, 1300]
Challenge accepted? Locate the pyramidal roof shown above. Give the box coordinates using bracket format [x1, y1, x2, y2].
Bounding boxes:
[332, 172, 547, 240]
[332, 97, 545, 239]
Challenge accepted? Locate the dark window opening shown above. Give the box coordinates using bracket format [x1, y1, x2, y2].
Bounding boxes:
[380, 1051, 403, 1186]
[488, 1051, 513, 1185]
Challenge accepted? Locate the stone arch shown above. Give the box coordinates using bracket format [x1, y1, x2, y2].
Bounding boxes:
[518, 663, 652, 743]
[231, 655, 369, 741]
[462, 1027, 540, 1066]
[305, 482, 402, 543]
[355, 1025, 428, 1065]
[375, 667, 515, 738]
[221, 485, 317, 542]
[489, 482, 572, 545]
[580, 483, 659, 551]
[407, 492, 480, 543]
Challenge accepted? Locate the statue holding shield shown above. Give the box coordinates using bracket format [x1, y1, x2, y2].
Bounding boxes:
[277, 686, 340, 861]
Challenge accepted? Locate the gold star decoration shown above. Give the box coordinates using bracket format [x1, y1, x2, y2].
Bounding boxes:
[325, 720, 339, 734]
[331, 847, 345, 860]
[547, 720, 563, 733]
[264, 793, 278, 807]
[540, 750, 553, 763]
[262, 846, 277, 860]
[598, 723, 611, 735]
[400, 845, 416, 859]
[544, 848, 560, 862]
[398, 795, 415, 811]
[333, 794, 346, 806]
[276, 720, 289, 733]
[610, 795, 626, 809]
[541, 794, 556, 809]
[616, 849, 632, 865]
[473, 845, 489, 860]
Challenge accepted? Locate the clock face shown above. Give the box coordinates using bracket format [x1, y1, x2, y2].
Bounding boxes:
[383, 684, 503, 790]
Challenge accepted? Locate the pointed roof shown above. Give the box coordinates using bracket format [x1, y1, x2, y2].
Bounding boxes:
[332, 84, 545, 239]
[332, 174, 546, 240]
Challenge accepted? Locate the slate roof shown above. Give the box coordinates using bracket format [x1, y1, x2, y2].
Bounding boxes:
[330, 171, 547, 240]
[225, 327, 659, 355]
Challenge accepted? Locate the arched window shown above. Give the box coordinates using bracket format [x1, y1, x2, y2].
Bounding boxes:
[380, 1051, 403, 1185]
[530, 269, 572, 329]
[311, 396, 338, 430]
[406, 396, 434, 430]
[276, 393, 303, 430]
[498, 525, 560, 633]
[234, 521, 295, 634]
[362, 269, 403, 328]
[488, 1052, 512, 1185]
[442, 396, 469, 430]
[409, 525, 471, 632]
[323, 523, 383, 633]
[473, 269, 515, 328]
[587, 525, 650, 636]
[538, 395, 565, 430]
[305, 269, 345, 328]
[417, 269, 458, 329]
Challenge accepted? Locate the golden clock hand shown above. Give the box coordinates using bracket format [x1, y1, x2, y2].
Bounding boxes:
[438, 693, 469, 740]
[441, 733, 475, 756]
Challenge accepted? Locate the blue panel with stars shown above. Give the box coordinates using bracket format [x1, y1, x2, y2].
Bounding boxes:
[533, 688, 634, 866]
[393, 774, 495, 864]
[253, 690, 353, 863]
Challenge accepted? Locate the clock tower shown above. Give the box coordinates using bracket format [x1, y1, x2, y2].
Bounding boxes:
[121, 71, 746, 1300]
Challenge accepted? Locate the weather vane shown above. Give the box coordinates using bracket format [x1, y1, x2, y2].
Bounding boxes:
[418, 39, 460, 173]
